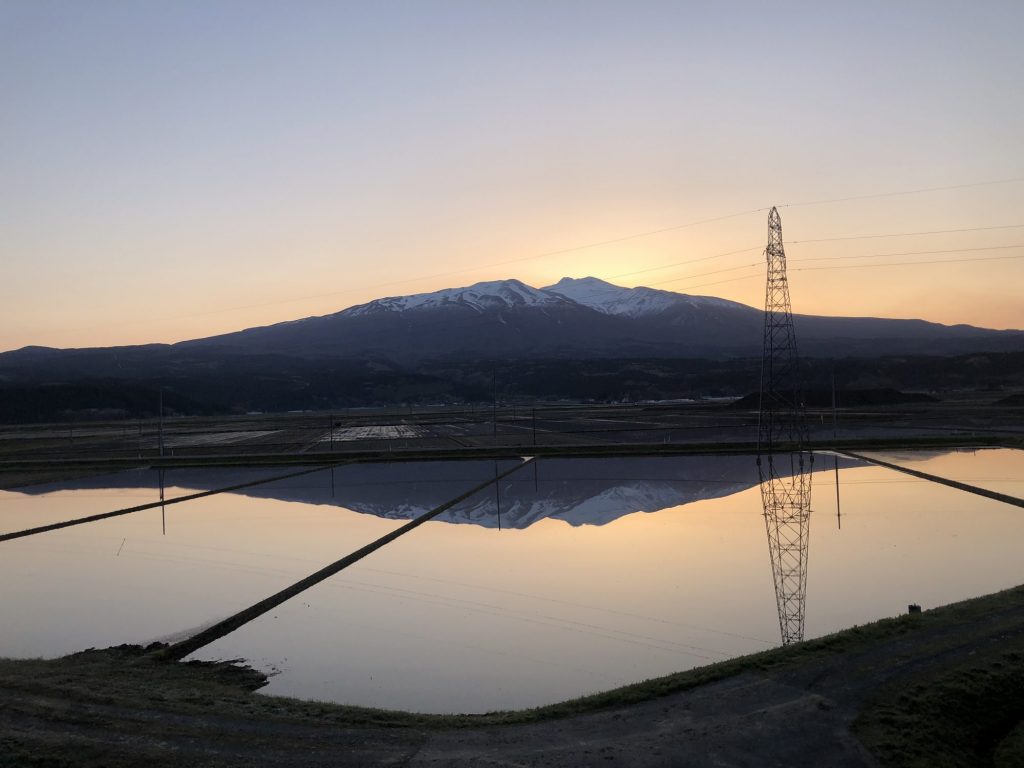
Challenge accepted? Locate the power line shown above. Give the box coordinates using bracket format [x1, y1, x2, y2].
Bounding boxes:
[646, 262, 761, 287]
[651, 250, 1024, 293]
[604, 246, 762, 281]
[779, 176, 1024, 209]
[584, 235, 1023, 292]
[165, 237, 1015, 321]
[531, 208, 768, 258]
[789, 222, 1024, 244]
[675, 273, 763, 292]
[55, 175, 1024, 337]
[181, 213, 772, 320]
[605, 244, 1024, 293]
[180, 177, 1024, 320]
[790, 243, 1024, 264]
[793, 252, 1024, 272]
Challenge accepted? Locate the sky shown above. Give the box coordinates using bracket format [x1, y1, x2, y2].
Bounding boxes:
[1, 0, 1022, 351]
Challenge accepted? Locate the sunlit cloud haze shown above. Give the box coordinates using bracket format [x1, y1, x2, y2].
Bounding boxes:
[1, 0, 1022, 351]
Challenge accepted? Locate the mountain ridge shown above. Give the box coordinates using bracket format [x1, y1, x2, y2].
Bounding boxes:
[166, 275, 1021, 363]
[4, 276, 1021, 359]
[2, 276, 1023, 419]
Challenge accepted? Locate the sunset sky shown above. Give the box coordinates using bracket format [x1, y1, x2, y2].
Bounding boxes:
[2, 1, 1022, 351]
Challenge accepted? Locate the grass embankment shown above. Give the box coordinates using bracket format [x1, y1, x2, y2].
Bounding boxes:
[0, 602, 989, 729]
[2, 586, 1024, 767]
[847, 584, 1024, 768]
[854, 646, 1024, 768]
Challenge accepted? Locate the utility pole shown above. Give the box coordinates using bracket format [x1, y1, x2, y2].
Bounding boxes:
[493, 460, 502, 531]
[159, 468, 166, 536]
[158, 388, 165, 459]
[832, 371, 841, 531]
[757, 207, 813, 646]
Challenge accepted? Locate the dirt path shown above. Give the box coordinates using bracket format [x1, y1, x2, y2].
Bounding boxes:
[408, 673, 875, 767]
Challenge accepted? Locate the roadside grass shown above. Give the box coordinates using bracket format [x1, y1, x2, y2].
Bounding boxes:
[995, 719, 1024, 768]
[854, 648, 1024, 767]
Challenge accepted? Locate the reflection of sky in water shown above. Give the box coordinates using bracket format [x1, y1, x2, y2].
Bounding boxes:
[0, 450, 1022, 713]
[860, 447, 1024, 497]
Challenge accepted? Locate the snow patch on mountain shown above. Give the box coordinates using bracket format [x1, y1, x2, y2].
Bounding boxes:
[543, 277, 681, 317]
[544, 277, 750, 316]
[344, 279, 571, 316]
[340, 275, 755, 319]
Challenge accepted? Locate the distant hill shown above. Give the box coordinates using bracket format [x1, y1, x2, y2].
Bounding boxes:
[1, 277, 1022, 420]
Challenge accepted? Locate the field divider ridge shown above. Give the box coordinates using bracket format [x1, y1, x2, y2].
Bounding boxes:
[837, 450, 1024, 508]
[155, 456, 537, 662]
[0, 464, 347, 544]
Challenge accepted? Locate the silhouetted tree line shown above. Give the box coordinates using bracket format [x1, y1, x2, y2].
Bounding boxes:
[1, 352, 1022, 423]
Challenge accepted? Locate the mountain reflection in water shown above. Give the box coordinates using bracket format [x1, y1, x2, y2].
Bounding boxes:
[13, 454, 861, 650]
[19, 455, 861, 530]
[11, 450, 1022, 712]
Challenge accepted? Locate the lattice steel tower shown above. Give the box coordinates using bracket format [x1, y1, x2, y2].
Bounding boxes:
[757, 206, 813, 646]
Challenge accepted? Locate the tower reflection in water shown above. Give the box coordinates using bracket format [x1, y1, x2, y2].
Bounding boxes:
[758, 451, 813, 645]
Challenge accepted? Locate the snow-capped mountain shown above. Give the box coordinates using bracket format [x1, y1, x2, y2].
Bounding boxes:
[4, 276, 1022, 390]
[343, 276, 750, 320]
[187, 275, 1017, 362]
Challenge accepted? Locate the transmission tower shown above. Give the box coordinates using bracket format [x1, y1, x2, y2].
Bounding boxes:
[756, 206, 813, 646]
[758, 207, 808, 455]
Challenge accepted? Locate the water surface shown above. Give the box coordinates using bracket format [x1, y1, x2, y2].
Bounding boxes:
[1, 451, 1021, 713]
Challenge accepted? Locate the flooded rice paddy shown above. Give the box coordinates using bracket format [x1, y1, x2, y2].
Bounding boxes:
[1, 449, 1021, 713]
